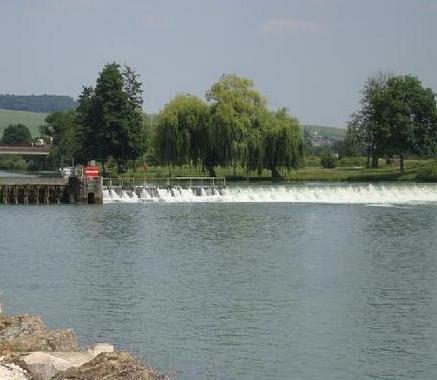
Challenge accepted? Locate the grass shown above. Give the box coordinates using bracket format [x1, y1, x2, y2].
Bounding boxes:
[0, 109, 48, 138]
[108, 157, 437, 182]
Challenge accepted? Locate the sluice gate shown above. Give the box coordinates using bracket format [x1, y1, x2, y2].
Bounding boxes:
[0, 177, 104, 205]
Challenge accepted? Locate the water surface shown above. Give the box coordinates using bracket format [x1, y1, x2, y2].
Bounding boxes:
[1, 184, 437, 379]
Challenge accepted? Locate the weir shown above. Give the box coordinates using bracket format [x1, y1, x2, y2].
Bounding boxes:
[0, 176, 226, 205]
[103, 183, 437, 204]
[103, 177, 226, 202]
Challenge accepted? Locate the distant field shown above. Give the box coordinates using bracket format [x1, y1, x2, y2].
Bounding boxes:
[302, 124, 346, 142]
[0, 109, 48, 138]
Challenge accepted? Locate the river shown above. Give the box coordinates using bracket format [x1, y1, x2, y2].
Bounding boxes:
[1, 183, 437, 379]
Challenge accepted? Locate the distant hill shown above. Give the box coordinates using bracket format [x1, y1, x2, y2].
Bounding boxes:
[0, 109, 48, 138]
[0, 95, 76, 113]
[301, 125, 346, 142]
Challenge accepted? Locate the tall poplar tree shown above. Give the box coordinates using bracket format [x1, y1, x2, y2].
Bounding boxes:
[76, 63, 147, 172]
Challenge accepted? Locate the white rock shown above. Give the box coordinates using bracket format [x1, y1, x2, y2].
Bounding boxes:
[23, 352, 73, 380]
[0, 363, 29, 379]
[87, 343, 114, 357]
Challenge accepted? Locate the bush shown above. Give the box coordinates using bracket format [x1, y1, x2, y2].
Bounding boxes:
[320, 153, 337, 169]
[416, 165, 437, 182]
[303, 155, 321, 167]
[0, 156, 28, 171]
[1, 124, 32, 144]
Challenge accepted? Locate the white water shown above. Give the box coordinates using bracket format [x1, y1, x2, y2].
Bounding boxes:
[103, 183, 437, 205]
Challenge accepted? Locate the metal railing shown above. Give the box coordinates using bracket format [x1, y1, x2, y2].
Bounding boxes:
[102, 177, 226, 188]
[0, 177, 68, 186]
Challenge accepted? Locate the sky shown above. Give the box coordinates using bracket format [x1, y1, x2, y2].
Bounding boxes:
[0, 0, 436, 127]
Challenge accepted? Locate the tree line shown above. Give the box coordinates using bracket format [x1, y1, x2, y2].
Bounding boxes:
[41, 63, 437, 177]
[43, 63, 304, 178]
[0, 95, 76, 113]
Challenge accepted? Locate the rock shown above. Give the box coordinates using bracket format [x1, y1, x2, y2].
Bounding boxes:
[22, 352, 73, 380]
[87, 343, 114, 357]
[0, 357, 30, 380]
[52, 352, 166, 380]
[0, 315, 78, 353]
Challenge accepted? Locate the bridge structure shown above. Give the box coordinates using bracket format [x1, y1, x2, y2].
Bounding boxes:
[0, 145, 50, 156]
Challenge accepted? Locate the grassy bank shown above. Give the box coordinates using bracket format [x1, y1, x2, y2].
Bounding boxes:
[108, 157, 437, 182]
[0, 109, 47, 137]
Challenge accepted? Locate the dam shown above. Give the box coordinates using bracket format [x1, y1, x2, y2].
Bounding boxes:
[103, 177, 226, 203]
[0, 176, 226, 205]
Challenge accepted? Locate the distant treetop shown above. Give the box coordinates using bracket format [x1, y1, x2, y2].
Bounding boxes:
[0, 94, 76, 113]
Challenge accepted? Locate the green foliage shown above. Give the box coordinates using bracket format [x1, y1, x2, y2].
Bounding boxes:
[342, 126, 365, 157]
[263, 108, 303, 177]
[0, 95, 75, 113]
[416, 164, 437, 182]
[206, 74, 267, 173]
[156, 94, 208, 168]
[347, 72, 437, 173]
[43, 111, 79, 164]
[1, 124, 32, 144]
[75, 63, 147, 171]
[378, 75, 437, 157]
[320, 151, 337, 169]
[153, 74, 304, 178]
[336, 156, 367, 167]
[0, 156, 28, 171]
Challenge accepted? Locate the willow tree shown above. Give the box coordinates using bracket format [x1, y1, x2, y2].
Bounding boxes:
[206, 74, 267, 176]
[263, 108, 303, 178]
[155, 94, 208, 173]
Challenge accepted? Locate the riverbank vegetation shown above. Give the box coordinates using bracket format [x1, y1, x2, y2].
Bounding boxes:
[2, 63, 437, 181]
[41, 64, 304, 178]
[346, 72, 437, 174]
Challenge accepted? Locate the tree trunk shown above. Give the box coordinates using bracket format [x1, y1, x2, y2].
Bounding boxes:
[366, 144, 371, 169]
[371, 150, 378, 168]
[271, 167, 281, 179]
[400, 154, 405, 174]
[206, 164, 216, 177]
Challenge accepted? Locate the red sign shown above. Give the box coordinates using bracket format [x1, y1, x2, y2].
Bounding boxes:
[84, 165, 99, 178]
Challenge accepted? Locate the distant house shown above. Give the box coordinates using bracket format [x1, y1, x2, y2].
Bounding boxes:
[310, 131, 332, 147]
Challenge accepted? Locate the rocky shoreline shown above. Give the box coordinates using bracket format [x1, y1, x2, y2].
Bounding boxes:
[0, 313, 171, 380]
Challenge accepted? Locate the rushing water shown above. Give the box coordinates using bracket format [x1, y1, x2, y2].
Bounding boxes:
[2, 183, 437, 379]
[104, 182, 437, 205]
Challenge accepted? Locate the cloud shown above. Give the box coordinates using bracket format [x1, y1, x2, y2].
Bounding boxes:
[261, 17, 320, 35]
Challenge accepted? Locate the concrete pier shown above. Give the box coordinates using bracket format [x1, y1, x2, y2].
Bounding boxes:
[0, 177, 103, 205]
